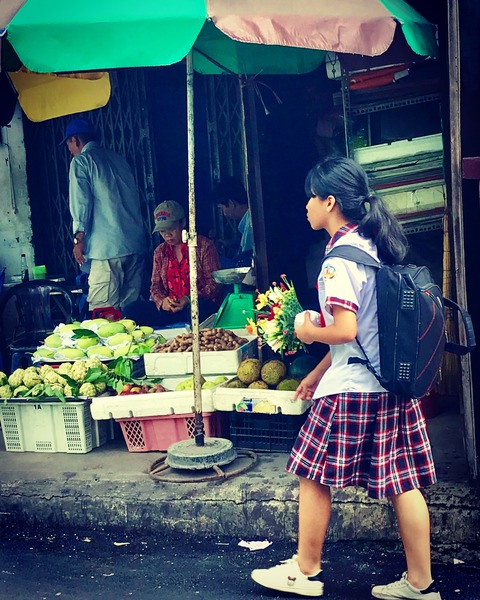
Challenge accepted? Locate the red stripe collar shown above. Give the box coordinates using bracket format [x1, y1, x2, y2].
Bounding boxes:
[325, 223, 358, 254]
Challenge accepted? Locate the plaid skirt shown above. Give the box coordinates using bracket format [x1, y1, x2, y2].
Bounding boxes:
[286, 392, 436, 499]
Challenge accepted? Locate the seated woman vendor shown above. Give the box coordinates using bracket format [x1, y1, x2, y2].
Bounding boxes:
[123, 200, 223, 327]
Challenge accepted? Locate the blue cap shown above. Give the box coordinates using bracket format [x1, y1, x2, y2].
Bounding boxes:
[59, 118, 96, 146]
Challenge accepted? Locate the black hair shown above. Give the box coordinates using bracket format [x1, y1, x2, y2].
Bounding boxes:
[304, 157, 408, 264]
[211, 177, 248, 206]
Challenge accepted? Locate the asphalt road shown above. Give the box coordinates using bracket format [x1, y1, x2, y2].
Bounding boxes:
[0, 527, 478, 600]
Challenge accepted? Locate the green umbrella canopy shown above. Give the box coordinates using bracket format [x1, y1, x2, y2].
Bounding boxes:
[5, 0, 437, 75]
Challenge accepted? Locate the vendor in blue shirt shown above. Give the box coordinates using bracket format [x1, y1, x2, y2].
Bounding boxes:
[212, 177, 254, 268]
[61, 118, 146, 312]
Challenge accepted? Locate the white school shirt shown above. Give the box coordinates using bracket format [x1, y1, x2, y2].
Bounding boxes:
[313, 228, 388, 398]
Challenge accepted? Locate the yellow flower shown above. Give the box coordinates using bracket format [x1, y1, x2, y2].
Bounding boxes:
[245, 318, 258, 335]
[256, 293, 269, 310]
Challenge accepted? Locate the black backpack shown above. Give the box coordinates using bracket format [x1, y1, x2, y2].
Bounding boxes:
[322, 246, 476, 398]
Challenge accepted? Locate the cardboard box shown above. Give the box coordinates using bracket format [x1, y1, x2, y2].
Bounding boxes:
[143, 336, 258, 377]
[89, 374, 234, 420]
[213, 380, 312, 415]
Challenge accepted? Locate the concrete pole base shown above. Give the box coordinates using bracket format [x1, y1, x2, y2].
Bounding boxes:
[166, 437, 237, 470]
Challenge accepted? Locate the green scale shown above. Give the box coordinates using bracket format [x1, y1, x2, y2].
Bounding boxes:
[212, 267, 255, 329]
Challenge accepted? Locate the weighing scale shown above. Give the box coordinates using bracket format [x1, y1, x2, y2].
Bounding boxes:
[212, 267, 255, 329]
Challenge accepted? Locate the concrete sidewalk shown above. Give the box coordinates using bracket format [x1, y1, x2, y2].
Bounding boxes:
[0, 409, 479, 562]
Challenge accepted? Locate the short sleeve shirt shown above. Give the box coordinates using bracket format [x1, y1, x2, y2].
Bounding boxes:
[238, 210, 254, 253]
[314, 226, 388, 397]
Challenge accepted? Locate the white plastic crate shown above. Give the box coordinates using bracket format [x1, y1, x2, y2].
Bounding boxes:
[213, 380, 312, 415]
[143, 336, 258, 376]
[89, 375, 232, 420]
[0, 400, 114, 453]
[353, 133, 443, 165]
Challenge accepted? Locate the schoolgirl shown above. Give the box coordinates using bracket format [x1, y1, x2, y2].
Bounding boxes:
[251, 157, 440, 599]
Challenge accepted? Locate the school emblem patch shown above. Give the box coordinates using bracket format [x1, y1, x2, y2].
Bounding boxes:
[323, 264, 336, 279]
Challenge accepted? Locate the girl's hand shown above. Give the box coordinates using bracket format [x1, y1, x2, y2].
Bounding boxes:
[293, 352, 331, 401]
[294, 368, 322, 401]
[295, 311, 320, 344]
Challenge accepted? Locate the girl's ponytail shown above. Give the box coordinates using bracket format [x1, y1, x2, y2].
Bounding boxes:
[358, 193, 408, 264]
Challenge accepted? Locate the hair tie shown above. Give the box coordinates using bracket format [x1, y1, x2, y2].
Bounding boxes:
[362, 193, 374, 207]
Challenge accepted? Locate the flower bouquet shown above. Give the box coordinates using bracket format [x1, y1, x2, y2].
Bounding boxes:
[250, 275, 305, 355]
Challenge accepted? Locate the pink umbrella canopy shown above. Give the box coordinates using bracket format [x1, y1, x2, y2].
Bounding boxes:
[0, 0, 27, 30]
[208, 0, 424, 57]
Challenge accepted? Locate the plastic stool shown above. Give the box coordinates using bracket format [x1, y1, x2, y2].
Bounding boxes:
[92, 306, 123, 321]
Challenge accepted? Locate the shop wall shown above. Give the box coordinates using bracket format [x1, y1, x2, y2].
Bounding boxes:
[251, 68, 334, 308]
[0, 104, 34, 281]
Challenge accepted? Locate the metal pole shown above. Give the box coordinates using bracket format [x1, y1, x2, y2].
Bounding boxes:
[447, 0, 476, 477]
[244, 81, 269, 291]
[340, 65, 353, 159]
[186, 52, 204, 446]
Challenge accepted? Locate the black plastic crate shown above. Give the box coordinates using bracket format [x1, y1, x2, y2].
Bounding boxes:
[228, 411, 308, 452]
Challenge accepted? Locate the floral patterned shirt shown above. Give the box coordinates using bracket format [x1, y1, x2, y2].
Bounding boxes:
[150, 235, 223, 309]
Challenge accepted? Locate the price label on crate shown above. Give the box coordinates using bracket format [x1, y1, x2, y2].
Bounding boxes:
[236, 398, 276, 414]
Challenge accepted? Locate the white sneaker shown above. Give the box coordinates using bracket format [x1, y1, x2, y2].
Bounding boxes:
[371, 571, 441, 599]
[251, 555, 324, 597]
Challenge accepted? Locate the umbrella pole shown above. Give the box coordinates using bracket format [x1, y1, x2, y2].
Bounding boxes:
[186, 51, 204, 446]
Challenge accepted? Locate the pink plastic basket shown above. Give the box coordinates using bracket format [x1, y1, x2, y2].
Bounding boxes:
[117, 412, 220, 452]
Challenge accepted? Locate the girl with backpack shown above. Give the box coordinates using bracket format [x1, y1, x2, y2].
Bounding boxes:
[251, 157, 440, 600]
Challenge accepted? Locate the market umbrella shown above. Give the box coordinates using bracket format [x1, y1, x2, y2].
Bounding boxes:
[6, 0, 438, 447]
[6, 0, 437, 75]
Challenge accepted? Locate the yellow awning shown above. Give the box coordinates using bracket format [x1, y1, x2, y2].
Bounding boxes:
[9, 69, 111, 122]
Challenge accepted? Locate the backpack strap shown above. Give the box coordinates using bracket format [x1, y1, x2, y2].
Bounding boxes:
[322, 245, 381, 270]
[321, 245, 383, 384]
[443, 297, 476, 355]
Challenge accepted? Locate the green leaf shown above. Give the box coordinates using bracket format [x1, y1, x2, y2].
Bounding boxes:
[59, 374, 78, 387]
[85, 368, 107, 383]
[71, 329, 99, 339]
[44, 384, 66, 403]
[114, 357, 133, 379]
[23, 383, 46, 398]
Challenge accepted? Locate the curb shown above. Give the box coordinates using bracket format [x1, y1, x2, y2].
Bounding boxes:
[0, 451, 479, 561]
